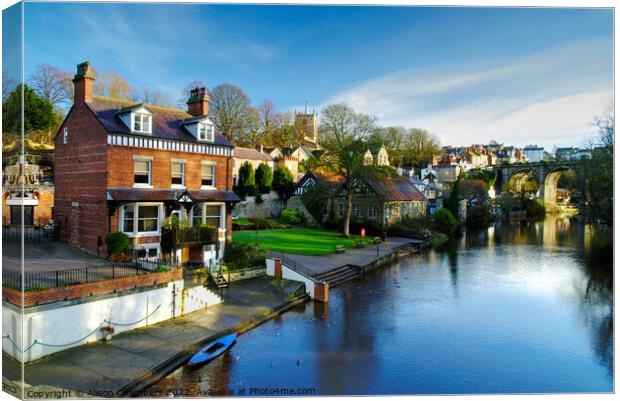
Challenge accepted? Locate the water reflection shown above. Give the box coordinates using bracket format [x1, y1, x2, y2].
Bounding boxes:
[151, 216, 613, 395]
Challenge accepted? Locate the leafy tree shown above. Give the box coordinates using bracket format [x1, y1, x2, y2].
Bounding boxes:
[319, 103, 375, 237]
[301, 181, 332, 224]
[2, 84, 58, 135]
[434, 208, 458, 235]
[236, 161, 255, 199]
[466, 205, 492, 229]
[402, 128, 441, 167]
[272, 165, 295, 207]
[498, 192, 519, 217]
[443, 176, 461, 218]
[255, 163, 273, 194]
[209, 83, 251, 143]
[460, 179, 489, 205]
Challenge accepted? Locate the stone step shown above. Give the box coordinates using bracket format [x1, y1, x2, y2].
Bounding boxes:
[313, 265, 357, 282]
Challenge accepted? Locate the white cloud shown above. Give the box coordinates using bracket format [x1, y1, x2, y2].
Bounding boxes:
[323, 37, 613, 149]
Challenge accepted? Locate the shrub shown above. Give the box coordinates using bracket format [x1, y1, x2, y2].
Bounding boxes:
[255, 163, 273, 194]
[466, 205, 493, 229]
[106, 232, 130, 256]
[301, 182, 331, 224]
[224, 242, 266, 270]
[236, 161, 255, 199]
[280, 208, 304, 225]
[434, 208, 458, 235]
[389, 217, 432, 239]
[430, 233, 449, 247]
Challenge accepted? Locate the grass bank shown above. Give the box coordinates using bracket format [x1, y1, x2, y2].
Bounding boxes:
[232, 228, 373, 255]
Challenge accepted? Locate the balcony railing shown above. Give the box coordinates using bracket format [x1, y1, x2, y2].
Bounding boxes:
[161, 226, 217, 249]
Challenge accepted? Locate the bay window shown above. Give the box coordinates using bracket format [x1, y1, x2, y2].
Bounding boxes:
[121, 203, 161, 235]
[191, 203, 223, 229]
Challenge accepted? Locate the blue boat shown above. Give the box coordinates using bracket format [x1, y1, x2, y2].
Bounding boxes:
[187, 332, 238, 368]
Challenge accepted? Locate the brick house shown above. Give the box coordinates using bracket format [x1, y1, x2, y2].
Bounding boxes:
[54, 62, 239, 265]
[2, 153, 54, 227]
[293, 169, 427, 226]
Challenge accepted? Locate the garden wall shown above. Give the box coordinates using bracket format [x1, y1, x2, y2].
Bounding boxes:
[2, 273, 222, 362]
[232, 191, 315, 224]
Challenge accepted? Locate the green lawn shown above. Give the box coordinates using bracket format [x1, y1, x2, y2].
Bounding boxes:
[232, 228, 373, 255]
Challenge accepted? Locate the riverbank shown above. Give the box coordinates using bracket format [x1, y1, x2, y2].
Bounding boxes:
[2, 277, 307, 398]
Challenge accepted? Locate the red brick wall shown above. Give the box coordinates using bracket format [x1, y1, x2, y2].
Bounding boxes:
[53, 103, 109, 255]
[107, 146, 232, 191]
[3, 268, 183, 307]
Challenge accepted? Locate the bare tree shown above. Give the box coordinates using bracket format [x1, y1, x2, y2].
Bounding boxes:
[319, 104, 375, 237]
[179, 80, 207, 107]
[28, 64, 73, 109]
[2, 72, 17, 101]
[242, 106, 263, 147]
[208, 83, 251, 143]
[93, 69, 132, 100]
[131, 87, 174, 107]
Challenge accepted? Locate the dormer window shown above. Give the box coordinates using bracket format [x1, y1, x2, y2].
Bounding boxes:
[133, 113, 152, 134]
[198, 123, 214, 142]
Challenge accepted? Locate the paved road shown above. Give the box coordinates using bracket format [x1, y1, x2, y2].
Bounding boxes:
[278, 237, 422, 275]
[2, 277, 302, 395]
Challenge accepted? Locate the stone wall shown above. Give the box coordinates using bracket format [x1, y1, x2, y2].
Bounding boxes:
[232, 191, 315, 224]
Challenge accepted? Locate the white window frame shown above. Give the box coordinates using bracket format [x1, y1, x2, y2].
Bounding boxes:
[63, 127, 69, 144]
[119, 202, 163, 237]
[133, 155, 153, 188]
[170, 158, 185, 189]
[368, 205, 377, 219]
[132, 113, 152, 134]
[200, 161, 216, 190]
[198, 123, 214, 142]
[190, 202, 225, 229]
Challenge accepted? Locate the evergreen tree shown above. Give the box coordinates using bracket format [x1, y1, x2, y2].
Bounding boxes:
[255, 163, 273, 194]
[236, 161, 255, 199]
[272, 165, 295, 207]
[2, 84, 58, 135]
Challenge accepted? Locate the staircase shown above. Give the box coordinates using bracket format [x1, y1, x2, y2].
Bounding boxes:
[393, 242, 420, 256]
[312, 265, 360, 288]
[208, 272, 229, 288]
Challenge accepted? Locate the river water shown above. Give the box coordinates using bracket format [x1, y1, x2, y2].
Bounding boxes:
[151, 217, 613, 396]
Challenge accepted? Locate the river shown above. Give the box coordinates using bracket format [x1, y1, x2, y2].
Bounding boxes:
[151, 216, 613, 396]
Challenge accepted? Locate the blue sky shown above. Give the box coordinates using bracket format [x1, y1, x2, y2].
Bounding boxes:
[6, 3, 615, 149]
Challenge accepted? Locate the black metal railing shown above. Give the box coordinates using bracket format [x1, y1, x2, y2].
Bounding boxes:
[267, 250, 315, 279]
[161, 226, 216, 249]
[3, 259, 176, 292]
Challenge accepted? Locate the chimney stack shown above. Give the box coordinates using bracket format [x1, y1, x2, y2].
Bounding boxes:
[73, 61, 95, 104]
[187, 87, 210, 117]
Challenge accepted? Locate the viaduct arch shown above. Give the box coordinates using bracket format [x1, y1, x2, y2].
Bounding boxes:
[494, 161, 585, 211]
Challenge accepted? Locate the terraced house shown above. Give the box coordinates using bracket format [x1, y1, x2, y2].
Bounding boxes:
[54, 62, 239, 265]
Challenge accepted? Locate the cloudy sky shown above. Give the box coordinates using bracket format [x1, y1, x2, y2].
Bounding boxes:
[4, 4, 614, 149]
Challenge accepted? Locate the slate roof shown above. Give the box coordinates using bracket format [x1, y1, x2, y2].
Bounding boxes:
[298, 169, 426, 202]
[87, 96, 234, 148]
[233, 147, 273, 161]
[365, 174, 427, 202]
[107, 188, 240, 203]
